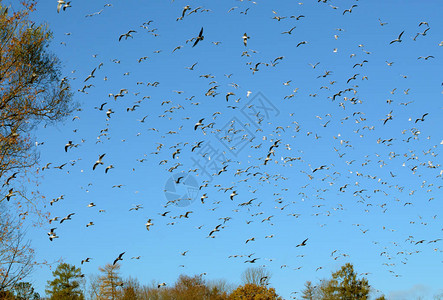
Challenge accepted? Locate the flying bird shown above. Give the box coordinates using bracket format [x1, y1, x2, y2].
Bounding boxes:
[390, 31, 404, 44]
[194, 118, 204, 130]
[57, 0, 65, 13]
[113, 252, 125, 265]
[415, 113, 428, 123]
[146, 219, 154, 230]
[296, 238, 308, 247]
[119, 30, 137, 41]
[192, 27, 204, 47]
[93, 154, 106, 170]
[60, 213, 75, 224]
[242, 33, 250, 47]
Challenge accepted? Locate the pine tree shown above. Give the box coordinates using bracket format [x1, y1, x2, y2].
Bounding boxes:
[97, 263, 123, 300]
[45, 263, 84, 300]
[301, 281, 316, 300]
[13, 281, 40, 299]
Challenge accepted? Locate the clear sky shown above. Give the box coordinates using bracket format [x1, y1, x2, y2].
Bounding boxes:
[4, 0, 443, 299]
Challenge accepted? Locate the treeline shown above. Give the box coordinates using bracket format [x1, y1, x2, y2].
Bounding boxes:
[0, 262, 393, 299]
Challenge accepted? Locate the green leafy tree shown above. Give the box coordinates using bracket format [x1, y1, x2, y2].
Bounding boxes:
[13, 281, 40, 299]
[321, 263, 370, 300]
[45, 263, 84, 300]
[229, 283, 281, 300]
[0, 289, 15, 299]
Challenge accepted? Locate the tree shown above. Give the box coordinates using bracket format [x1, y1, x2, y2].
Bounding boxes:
[0, 209, 34, 292]
[45, 263, 84, 300]
[0, 289, 15, 299]
[301, 281, 316, 300]
[97, 263, 123, 300]
[229, 283, 281, 300]
[87, 274, 100, 300]
[320, 263, 370, 300]
[167, 274, 228, 300]
[13, 281, 40, 299]
[207, 279, 235, 296]
[0, 0, 74, 207]
[120, 277, 141, 300]
[241, 267, 271, 286]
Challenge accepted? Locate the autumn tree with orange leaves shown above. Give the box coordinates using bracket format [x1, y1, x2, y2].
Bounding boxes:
[0, 0, 74, 294]
[229, 283, 281, 300]
[0, 0, 74, 202]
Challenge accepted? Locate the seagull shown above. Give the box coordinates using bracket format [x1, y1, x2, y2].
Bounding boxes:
[230, 191, 237, 200]
[390, 31, 404, 44]
[47, 228, 57, 237]
[65, 141, 74, 152]
[5, 188, 15, 201]
[81, 258, 92, 264]
[57, 0, 65, 13]
[60, 213, 75, 223]
[3, 172, 18, 187]
[200, 194, 207, 203]
[93, 154, 106, 170]
[84, 68, 96, 82]
[242, 33, 250, 47]
[245, 237, 255, 244]
[191, 141, 204, 152]
[113, 252, 125, 265]
[282, 26, 296, 34]
[106, 108, 114, 118]
[342, 4, 357, 15]
[192, 27, 204, 47]
[179, 211, 193, 218]
[378, 18, 388, 26]
[105, 165, 114, 173]
[194, 118, 204, 130]
[186, 62, 198, 70]
[226, 92, 235, 101]
[129, 204, 143, 211]
[383, 110, 394, 125]
[415, 113, 428, 123]
[296, 238, 308, 247]
[418, 55, 434, 60]
[48, 228, 59, 241]
[119, 30, 137, 41]
[145, 219, 154, 231]
[312, 165, 327, 173]
[62, 1, 71, 11]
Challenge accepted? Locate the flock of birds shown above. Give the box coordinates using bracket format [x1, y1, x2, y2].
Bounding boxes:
[4, 0, 440, 297]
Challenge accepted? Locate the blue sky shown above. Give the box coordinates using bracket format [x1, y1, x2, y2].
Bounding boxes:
[3, 0, 443, 298]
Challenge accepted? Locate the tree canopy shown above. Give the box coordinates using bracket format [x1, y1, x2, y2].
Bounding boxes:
[301, 263, 371, 300]
[229, 283, 281, 300]
[45, 263, 84, 300]
[0, 0, 74, 190]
